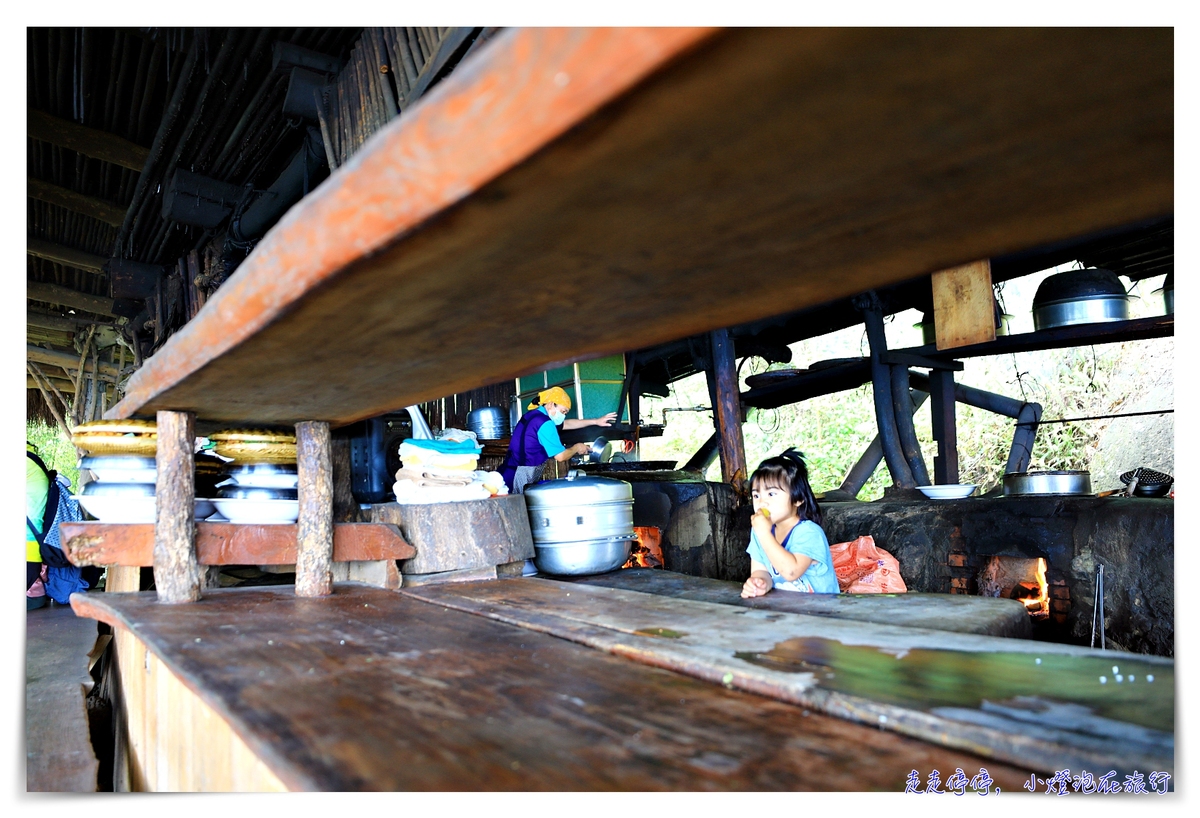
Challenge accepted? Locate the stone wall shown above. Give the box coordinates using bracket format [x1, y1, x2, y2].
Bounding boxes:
[821, 497, 1174, 656]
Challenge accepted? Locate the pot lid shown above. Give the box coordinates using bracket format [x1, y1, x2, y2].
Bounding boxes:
[1033, 268, 1126, 307]
[524, 472, 633, 506]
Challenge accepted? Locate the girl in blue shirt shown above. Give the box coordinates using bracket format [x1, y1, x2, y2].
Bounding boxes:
[741, 448, 839, 597]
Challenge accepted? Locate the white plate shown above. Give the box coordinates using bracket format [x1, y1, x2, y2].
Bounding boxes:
[87, 467, 158, 484]
[219, 474, 299, 489]
[211, 498, 299, 524]
[916, 484, 977, 500]
[74, 494, 156, 524]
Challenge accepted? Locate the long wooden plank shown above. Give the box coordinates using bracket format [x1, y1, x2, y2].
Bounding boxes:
[110, 27, 1171, 426]
[402, 578, 1174, 777]
[27, 177, 127, 226]
[26, 605, 101, 792]
[27, 237, 107, 273]
[557, 568, 1032, 638]
[71, 584, 1037, 791]
[27, 282, 118, 319]
[58, 522, 414, 567]
[28, 107, 150, 171]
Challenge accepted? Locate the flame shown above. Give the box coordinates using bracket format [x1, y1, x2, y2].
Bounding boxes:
[623, 526, 664, 569]
[1010, 557, 1050, 617]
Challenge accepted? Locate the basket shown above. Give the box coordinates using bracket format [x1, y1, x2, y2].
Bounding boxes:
[73, 434, 157, 457]
[212, 440, 297, 464]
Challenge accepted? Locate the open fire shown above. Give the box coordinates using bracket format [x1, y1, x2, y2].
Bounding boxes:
[978, 556, 1049, 617]
[623, 526, 665, 569]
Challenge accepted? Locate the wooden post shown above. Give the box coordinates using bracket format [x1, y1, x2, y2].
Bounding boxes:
[929, 369, 959, 485]
[295, 421, 334, 597]
[931, 259, 995, 350]
[154, 410, 201, 603]
[708, 329, 747, 491]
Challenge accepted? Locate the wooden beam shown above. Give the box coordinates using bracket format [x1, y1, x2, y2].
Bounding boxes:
[27, 107, 150, 172]
[154, 410, 201, 603]
[58, 522, 414, 567]
[109, 28, 1172, 426]
[26, 308, 115, 333]
[27, 281, 117, 318]
[707, 328, 747, 489]
[295, 421, 335, 597]
[27, 344, 121, 377]
[27, 238, 107, 273]
[26, 177, 127, 227]
[27, 376, 77, 392]
[932, 259, 995, 350]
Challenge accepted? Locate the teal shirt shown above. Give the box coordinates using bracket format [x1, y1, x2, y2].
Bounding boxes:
[534, 406, 566, 457]
[746, 519, 839, 594]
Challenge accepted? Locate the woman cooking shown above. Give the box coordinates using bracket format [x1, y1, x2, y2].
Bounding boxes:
[500, 386, 616, 494]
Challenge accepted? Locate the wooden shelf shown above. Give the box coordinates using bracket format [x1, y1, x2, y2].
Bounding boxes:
[109, 28, 1170, 428]
[894, 314, 1174, 360]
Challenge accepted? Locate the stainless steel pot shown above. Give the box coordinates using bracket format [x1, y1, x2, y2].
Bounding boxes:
[467, 405, 510, 439]
[1032, 269, 1130, 330]
[1003, 470, 1092, 496]
[216, 485, 299, 501]
[82, 481, 156, 497]
[523, 472, 635, 575]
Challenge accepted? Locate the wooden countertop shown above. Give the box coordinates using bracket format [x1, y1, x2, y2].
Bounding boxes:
[71, 583, 1040, 791]
[109, 28, 1171, 427]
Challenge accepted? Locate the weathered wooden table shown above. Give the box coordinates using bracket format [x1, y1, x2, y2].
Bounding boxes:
[72, 582, 1051, 791]
[556, 568, 1033, 637]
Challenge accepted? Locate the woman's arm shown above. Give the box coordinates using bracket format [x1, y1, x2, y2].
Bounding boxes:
[562, 412, 618, 430]
[553, 443, 592, 461]
[751, 513, 814, 582]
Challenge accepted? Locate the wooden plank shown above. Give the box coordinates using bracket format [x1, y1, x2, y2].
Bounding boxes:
[59, 522, 414, 567]
[155, 411, 201, 603]
[27, 237, 107, 273]
[109, 28, 1171, 427]
[369, 495, 534, 574]
[559, 568, 1031, 638]
[27, 107, 151, 171]
[71, 585, 1038, 791]
[27, 343, 122, 377]
[295, 421, 334, 597]
[708, 328, 747, 489]
[932, 260, 995, 350]
[25, 605, 100, 792]
[27, 177, 127, 226]
[901, 313, 1174, 360]
[403, 578, 1174, 777]
[27, 282, 118, 319]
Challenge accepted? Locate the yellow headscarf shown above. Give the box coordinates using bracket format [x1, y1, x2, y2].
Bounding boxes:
[528, 386, 572, 411]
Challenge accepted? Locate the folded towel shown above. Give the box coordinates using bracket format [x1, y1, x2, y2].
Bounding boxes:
[394, 467, 475, 488]
[400, 438, 482, 455]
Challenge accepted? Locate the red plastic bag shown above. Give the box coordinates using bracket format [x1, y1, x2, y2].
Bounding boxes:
[829, 535, 908, 593]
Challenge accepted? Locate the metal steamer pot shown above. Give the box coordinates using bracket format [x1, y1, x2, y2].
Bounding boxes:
[523, 472, 636, 575]
[1003, 470, 1093, 497]
[467, 405, 510, 440]
[1032, 268, 1130, 331]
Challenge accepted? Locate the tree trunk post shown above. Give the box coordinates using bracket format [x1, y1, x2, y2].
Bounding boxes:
[708, 328, 747, 492]
[295, 421, 334, 597]
[154, 410, 201, 603]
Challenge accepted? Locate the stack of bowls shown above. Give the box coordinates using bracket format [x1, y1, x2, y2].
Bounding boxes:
[76, 455, 158, 523]
[213, 463, 300, 524]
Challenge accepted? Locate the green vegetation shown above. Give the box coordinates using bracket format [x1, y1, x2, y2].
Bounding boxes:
[26, 422, 80, 489]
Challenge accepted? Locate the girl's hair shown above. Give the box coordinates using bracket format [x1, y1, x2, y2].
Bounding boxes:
[749, 448, 823, 527]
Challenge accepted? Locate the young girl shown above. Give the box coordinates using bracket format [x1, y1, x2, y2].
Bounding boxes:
[741, 449, 839, 597]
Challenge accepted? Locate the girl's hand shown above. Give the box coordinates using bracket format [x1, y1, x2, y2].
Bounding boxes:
[741, 575, 770, 598]
[750, 509, 772, 536]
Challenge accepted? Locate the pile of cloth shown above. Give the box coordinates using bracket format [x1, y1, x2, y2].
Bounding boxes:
[392, 436, 508, 504]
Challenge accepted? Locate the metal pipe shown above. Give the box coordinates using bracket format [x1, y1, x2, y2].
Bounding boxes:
[890, 364, 931, 486]
[229, 126, 327, 242]
[855, 294, 915, 488]
[840, 390, 928, 497]
[683, 432, 720, 474]
[909, 370, 1042, 475]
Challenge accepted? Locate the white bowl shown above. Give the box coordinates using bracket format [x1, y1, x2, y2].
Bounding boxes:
[211, 498, 299, 524]
[217, 474, 300, 489]
[916, 484, 977, 500]
[195, 499, 216, 519]
[74, 494, 156, 524]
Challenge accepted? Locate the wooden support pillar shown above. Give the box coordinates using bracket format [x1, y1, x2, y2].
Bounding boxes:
[708, 328, 747, 491]
[154, 410, 201, 603]
[295, 421, 334, 597]
[929, 369, 959, 485]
